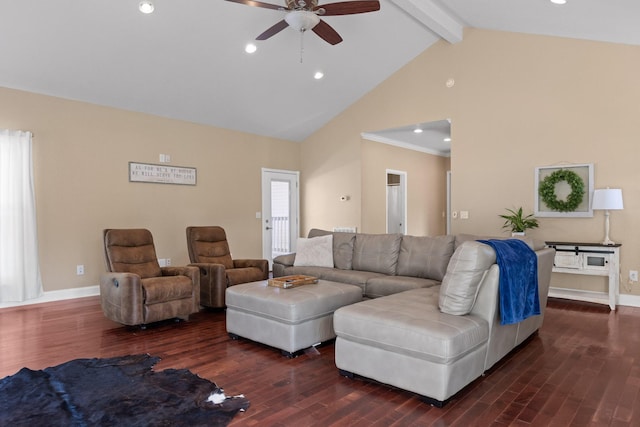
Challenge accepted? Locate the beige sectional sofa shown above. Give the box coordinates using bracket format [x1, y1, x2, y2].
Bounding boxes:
[272, 229, 555, 406]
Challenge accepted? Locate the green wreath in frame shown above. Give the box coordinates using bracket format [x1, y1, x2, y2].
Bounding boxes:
[538, 169, 585, 212]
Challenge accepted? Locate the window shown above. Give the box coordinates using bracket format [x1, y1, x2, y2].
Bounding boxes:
[0, 130, 42, 302]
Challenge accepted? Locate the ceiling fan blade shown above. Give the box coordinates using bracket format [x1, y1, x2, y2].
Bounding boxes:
[256, 20, 290, 40]
[312, 19, 343, 45]
[224, 0, 284, 11]
[317, 0, 380, 16]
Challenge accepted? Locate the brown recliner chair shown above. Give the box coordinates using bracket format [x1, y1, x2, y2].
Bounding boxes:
[100, 228, 200, 326]
[186, 226, 269, 308]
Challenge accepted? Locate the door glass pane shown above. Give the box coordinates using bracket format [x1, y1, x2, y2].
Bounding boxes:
[271, 180, 290, 257]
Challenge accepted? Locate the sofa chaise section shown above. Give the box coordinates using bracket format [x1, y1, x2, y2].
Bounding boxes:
[334, 240, 555, 405]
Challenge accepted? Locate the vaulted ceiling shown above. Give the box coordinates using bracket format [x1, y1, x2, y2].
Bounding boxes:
[1, 0, 638, 142]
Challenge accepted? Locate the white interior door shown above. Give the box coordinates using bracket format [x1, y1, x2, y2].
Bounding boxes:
[386, 170, 407, 234]
[261, 169, 299, 268]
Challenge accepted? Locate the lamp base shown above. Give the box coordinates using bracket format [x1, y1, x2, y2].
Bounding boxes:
[601, 210, 616, 246]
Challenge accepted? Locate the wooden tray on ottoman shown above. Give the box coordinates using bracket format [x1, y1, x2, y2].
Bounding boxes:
[268, 275, 319, 289]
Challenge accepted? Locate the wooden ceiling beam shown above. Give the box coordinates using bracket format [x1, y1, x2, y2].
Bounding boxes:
[390, 0, 464, 44]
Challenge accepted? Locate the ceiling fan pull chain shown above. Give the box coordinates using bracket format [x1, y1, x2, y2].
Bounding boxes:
[299, 30, 304, 63]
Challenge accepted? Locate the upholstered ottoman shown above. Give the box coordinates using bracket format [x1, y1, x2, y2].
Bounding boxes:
[226, 280, 362, 356]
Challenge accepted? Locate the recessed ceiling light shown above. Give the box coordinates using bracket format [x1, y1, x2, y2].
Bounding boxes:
[413, 128, 423, 134]
[444, 137, 451, 142]
[139, 1, 154, 14]
[245, 43, 257, 54]
[314, 71, 324, 80]
[550, 0, 566, 4]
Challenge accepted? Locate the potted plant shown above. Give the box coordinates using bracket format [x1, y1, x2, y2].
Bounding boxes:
[499, 207, 539, 236]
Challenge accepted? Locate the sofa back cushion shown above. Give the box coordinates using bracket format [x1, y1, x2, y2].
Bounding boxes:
[439, 241, 496, 315]
[352, 233, 402, 275]
[308, 229, 356, 270]
[104, 228, 162, 279]
[186, 226, 234, 270]
[396, 235, 455, 281]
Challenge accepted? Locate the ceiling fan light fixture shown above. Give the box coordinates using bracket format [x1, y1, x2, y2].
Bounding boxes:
[550, 0, 566, 4]
[139, 1, 154, 14]
[285, 11, 320, 32]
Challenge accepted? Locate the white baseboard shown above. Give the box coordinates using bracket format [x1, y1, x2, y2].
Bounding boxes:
[619, 293, 640, 308]
[548, 287, 640, 309]
[0, 285, 99, 309]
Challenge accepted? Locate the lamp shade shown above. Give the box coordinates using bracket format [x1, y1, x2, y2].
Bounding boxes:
[592, 188, 624, 210]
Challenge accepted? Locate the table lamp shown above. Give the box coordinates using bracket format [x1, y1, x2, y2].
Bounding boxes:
[591, 188, 624, 245]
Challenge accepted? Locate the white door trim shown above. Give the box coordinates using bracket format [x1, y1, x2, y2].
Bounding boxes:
[261, 168, 300, 267]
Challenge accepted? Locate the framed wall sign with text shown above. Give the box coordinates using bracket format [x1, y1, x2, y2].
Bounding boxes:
[129, 162, 197, 186]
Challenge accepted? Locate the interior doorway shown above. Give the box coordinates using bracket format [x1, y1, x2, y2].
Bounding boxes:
[261, 168, 299, 268]
[386, 170, 406, 234]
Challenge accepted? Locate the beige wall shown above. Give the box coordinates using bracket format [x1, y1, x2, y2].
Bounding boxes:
[0, 87, 300, 292]
[302, 28, 640, 297]
[361, 140, 449, 235]
[300, 39, 458, 235]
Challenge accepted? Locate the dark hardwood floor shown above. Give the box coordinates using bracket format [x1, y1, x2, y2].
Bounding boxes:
[1, 296, 639, 426]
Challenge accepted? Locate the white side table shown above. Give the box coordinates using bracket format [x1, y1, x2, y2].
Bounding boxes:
[545, 241, 621, 310]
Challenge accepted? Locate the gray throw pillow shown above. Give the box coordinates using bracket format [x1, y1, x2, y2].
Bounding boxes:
[307, 229, 355, 269]
[294, 235, 334, 268]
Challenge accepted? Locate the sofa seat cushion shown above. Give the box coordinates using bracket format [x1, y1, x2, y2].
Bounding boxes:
[365, 276, 440, 298]
[334, 287, 489, 365]
[142, 276, 194, 304]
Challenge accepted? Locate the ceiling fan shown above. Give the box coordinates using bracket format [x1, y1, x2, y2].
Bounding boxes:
[225, 0, 381, 45]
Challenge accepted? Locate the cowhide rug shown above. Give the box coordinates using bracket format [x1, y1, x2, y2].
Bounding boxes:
[0, 354, 249, 426]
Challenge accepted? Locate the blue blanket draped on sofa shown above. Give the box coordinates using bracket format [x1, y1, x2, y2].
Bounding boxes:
[477, 239, 540, 325]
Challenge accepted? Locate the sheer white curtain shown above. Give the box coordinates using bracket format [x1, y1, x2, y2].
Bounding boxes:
[0, 129, 42, 302]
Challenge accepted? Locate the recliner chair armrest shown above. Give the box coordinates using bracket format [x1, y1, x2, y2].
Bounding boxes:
[161, 265, 199, 282]
[188, 263, 227, 308]
[233, 259, 269, 278]
[99, 272, 144, 326]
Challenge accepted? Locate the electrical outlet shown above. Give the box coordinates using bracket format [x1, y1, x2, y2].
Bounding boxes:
[460, 211, 469, 219]
[166, 258, 171, 266]
[630, 270, 638, 282]
[76, 265, 84, 275]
